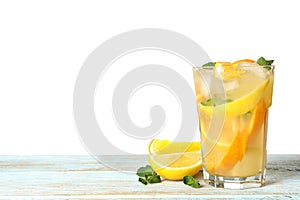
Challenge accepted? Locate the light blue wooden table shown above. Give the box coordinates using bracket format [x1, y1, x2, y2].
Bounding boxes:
[0, 155, 299, 199]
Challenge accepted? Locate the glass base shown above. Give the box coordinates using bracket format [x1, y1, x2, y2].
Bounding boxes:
[203, 168, 266, 189]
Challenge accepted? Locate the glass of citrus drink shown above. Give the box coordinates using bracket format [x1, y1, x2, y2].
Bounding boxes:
[193, 58, 274, 189]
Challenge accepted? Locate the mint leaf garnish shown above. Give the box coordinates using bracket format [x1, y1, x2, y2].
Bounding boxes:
[202, 62, 216, 68]
[257, 56, 274, 70]
[201, 98, 233, 106]
[183, 176, 200, 188]
[137, 165, 161, 185]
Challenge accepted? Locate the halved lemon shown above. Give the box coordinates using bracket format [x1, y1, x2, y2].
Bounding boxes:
[148, 139, 200, 155]
[149, 151, 202, 180]
[148, 139, 202, 180]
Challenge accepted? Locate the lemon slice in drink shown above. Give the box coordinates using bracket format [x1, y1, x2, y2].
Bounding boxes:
[200, 64, 269, 117]
[148, 139, 202, 180]
[200, 80, 268, 117]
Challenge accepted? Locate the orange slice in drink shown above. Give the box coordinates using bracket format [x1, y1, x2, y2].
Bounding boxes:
[202, 116, 243, 174]
[232, 59, 255, 66]
[215, 129, 248, 172]
[214, 62, 245, 80]
[205, 99, 267, 174]
[247, 100, 267, 142]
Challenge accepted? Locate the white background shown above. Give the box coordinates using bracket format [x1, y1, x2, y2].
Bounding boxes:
[0, 0, 299, 154]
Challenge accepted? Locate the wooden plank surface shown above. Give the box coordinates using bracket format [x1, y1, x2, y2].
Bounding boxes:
[0, 155, 299, 199]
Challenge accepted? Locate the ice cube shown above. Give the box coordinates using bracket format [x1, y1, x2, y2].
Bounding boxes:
[223, 79, 239, 92]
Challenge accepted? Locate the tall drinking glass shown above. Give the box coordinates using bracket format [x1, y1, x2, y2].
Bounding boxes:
[193, 62, 274, 189]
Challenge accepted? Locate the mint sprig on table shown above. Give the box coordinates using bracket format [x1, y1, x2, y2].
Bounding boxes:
[136, 166, 202, 188]
[137, 165, 161, 185]
[183, 176, 200, 188]
[257, 56, 274, 70]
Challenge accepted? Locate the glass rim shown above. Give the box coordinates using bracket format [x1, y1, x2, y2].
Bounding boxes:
[192, 65, 275, 70]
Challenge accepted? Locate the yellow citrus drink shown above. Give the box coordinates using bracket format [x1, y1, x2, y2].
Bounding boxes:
[193, 59, 274, 189]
